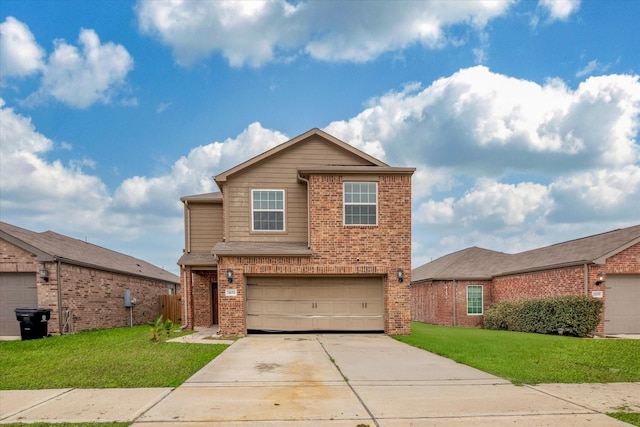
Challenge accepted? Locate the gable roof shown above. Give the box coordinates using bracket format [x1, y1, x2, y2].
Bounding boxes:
[412, 247, 509, 282]
[0, 221, 179, 284]
[412, 225, 640, 283]
[214, 128, 389, 186]
[497, 225, 640, 275]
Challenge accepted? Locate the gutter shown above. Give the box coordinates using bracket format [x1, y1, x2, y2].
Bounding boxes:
[184, 200, 191, 254]
[491, 260, 596, 278]
[56, 260, 63, 333]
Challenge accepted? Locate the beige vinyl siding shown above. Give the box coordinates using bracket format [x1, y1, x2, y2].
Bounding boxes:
[225, 136, 373, 243]
[189, 203, 223, 252]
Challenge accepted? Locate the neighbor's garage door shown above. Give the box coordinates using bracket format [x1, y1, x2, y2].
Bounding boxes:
[0, 273, 37, 336]
[247, 276, 384, 332]
[604, 275, 640, 335]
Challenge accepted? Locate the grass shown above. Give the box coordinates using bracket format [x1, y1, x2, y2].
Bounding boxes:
[0, 326, 228, 389]
[394, 322, 640, 385]
[608, 413, 640, 426]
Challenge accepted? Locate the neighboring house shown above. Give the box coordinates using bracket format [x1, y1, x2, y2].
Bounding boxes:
[178, 128, 415, 336]
[0, 221, 179, 337]
[411, 225, 640, 335]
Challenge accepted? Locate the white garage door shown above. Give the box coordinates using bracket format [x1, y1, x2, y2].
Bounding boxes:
[604, 275, 640, 335]
[0, 273, 37, 336]
[247, 276, 384, 332]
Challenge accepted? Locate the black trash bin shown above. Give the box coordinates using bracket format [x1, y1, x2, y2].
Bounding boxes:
[15, 308, 51, 340]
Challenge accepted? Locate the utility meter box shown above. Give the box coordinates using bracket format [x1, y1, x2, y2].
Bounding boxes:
[124, 289, 132, 307]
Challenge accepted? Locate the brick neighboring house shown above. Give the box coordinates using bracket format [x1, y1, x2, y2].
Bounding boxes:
[177, 128, 415, 336]
[411, 225, 640, 335]
[0, 221, 179, 336]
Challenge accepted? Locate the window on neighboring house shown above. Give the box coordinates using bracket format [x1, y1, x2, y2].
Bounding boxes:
[252, 190, 284, 231]
[344, 182, 377, 225]
[467, 285, 483, 315]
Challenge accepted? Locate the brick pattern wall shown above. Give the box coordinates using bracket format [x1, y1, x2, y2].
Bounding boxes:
[411, 280, 491, 327]
[0, 238, 38, 272]
[2, 238, 176, 335]
[212, 173, 413, 336]
[492, 267, 585, 302]
[412, 243, 640, 333]
[605, 243, 640, 274]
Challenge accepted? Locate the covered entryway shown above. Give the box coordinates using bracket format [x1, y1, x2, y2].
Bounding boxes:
[604, 275, 640, 334]
[0, 273, 37, 336]
[246, 276, 384, 332]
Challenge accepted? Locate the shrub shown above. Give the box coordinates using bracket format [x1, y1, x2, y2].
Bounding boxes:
[484, 295, 602, 337]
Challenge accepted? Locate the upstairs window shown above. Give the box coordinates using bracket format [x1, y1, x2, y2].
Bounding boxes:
[467, 285, 483, 315]
[252, 190, 284, 231]
[344, 182, 377, 225]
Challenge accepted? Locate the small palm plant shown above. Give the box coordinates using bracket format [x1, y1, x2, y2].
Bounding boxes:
[149, 315, 164, 342]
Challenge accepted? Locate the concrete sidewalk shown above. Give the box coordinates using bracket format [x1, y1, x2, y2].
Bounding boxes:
[1, 334, 638, 426]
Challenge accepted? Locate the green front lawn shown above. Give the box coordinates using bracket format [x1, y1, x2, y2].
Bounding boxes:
[0, 326, 228, 390]
[395, 322, 640, 385]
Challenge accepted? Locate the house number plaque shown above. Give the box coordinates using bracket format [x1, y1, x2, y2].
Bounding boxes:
[225, 289, 238, 297]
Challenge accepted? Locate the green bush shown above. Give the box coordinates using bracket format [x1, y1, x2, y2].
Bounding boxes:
[484, 295, 603, 337]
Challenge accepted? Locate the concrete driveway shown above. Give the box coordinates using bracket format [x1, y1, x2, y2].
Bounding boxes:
[132, 334, 632, 426]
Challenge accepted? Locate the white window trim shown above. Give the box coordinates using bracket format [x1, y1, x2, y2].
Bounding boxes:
[466, 285, 484, 316]
[343, 182, 378, 226]
[251, 189, 285, 232]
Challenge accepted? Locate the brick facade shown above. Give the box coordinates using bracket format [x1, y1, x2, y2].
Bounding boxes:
[2, 237, 177, 335]
[412, 242, 640, 333]
[411, 280, 491, 327]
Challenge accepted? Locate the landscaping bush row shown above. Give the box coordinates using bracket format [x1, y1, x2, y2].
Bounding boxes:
[483, 295, 603, 337]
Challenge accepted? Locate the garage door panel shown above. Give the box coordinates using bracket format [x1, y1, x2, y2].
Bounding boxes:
[604, 275, 640, 335]
[247, 277, 384, 331]
[0, 273, 37, 336]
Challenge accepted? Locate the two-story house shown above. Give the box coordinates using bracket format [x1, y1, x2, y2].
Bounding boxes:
[177, 128, 415, 336]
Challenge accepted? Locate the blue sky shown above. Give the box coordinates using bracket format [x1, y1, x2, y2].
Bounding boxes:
[1, 0, 639, 275]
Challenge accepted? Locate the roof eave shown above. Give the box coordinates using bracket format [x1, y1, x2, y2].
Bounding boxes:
[494, 260, 595, 277]
[213, 250, 313, 257]
[0, 230, 55, 262]
[298, 166, 416, 176]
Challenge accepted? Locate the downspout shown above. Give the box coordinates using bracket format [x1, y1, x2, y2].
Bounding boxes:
[56, 260, 63, 333]
[297, 174, 311, 248]
[583, 263, 589, 296]
[185, 201, 191, 253]
[452, 280, 457, 327]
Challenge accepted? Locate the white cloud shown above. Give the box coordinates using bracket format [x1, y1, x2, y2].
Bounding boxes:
[1, 17, 134, 108]
[114, 122, 288, 211]
[29, 28, 134, 108]
[136, 0, 513, 67]
[326, 66, 640, 177]
[0, 99, 112, 230]
[549, 166, 640, 222]
[414, 179, 551, 228]
[539, 0, 581, 21]
[0, 16, 44, 78]
[576, 59, 610, 78]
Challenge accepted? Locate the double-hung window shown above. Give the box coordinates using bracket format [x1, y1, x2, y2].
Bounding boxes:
[466, 285, 483, 315]
[252, 190, 284, 231]
[344, 182, 377, 225]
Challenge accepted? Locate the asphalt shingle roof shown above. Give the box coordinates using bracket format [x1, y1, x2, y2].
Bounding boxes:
[412, 225, 640, 282]
[0, 221, 179, 284]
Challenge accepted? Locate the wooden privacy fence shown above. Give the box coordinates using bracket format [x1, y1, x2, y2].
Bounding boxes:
[159, 294, 182, 323]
